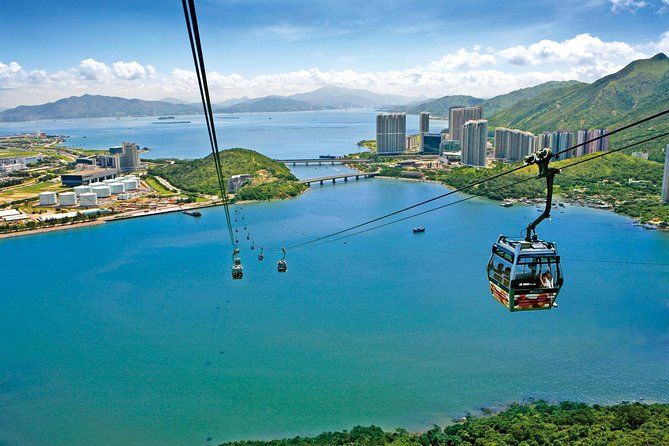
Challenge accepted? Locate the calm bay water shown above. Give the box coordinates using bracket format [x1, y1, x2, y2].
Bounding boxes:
[1, 112, 668, 445]
[0, 109, 448, 159]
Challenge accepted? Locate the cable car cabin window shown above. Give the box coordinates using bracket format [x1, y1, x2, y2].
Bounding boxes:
[488, 251, 513, 288]
[513, 256, 560, 290]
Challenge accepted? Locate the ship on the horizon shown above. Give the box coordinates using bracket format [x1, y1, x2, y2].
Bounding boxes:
[158, 116, 175, 120]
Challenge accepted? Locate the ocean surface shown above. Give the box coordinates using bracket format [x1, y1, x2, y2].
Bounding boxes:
[1, 112, 669, 446]
[0, 109, 448, 159]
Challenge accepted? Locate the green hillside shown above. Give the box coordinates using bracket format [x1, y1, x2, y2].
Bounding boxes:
[406, 95, 483, 115]
[221, 401, 669, 446]
[148, 148, 306, 200]
[489, 54, 669, 161]
[482, 80, 585, 116]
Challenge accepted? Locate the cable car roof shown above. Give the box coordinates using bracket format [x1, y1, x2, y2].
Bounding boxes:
[495, 236, 557, 256]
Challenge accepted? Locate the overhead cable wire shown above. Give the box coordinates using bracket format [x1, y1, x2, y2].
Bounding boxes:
[182, 0, 236, 247]
[287, 109, 669, 249]
[288, 131, 669, 250]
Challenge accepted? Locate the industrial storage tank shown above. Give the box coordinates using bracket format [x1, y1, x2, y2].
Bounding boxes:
[38, 191, 57, 206]
[73, 185, 91, 196]
[79, 192, 98, 207]
[122, 179, 139, 190]
[103, 178, 118, 184]
[92, 185, 112, 198]
[59, 192, 77, 206]
[108, 182, 126, 194]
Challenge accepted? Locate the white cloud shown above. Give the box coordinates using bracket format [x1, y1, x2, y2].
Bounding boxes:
[1, 30, 668, 107]
[112, 61, 147, 80]
[610, 0, 648, 12]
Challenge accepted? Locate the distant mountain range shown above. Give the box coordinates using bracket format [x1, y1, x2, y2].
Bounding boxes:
[289, 86, 418, 108]
[0, 95, 197, 122]
[216, 96, 327, 113]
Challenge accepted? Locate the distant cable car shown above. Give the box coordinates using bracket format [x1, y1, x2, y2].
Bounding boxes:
[277, 247, 287, 273]
[231, 249, 243, 280]
[487, 148, 563, 312]
[250, 241, 255, 251]
[258, 247, 264, 261]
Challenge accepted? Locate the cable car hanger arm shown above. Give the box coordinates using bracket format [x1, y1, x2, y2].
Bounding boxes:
[523, 148, 560, 242]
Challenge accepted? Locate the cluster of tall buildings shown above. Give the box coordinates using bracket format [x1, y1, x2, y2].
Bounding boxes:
[449, 106, 483, 144]
[63, 142, 141, 186]
[494, 128, 609, 162]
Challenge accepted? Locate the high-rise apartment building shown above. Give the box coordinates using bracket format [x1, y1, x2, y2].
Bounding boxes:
[461, 119, 488, 167]
[535, 129, 608, 160]
[449, 105, 483, 143]
[662, 144, 669, 203]
[419, 112, 430, 135]
[376, 113, 406, 154]
[494, 128, 535, 161]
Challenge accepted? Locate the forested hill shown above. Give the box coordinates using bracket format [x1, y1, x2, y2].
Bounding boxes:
[0, 94, 197, 121]
[221, 401, 669, 446]
[488, 53, 669, 161]
[148, 148, 306, 201]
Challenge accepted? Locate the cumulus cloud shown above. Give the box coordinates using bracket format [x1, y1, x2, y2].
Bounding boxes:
[1, 30, 668, 106]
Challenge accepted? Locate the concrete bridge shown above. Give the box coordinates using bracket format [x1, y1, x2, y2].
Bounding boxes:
[275, 158, 371, 166]
[302, 172, 378, 186]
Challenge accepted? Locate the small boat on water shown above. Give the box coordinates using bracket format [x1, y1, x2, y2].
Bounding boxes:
[413, 227, 425, 233]
[183, 210, 202, 217]
[500, 200, 513, 207]
[158, 116, 175, 120]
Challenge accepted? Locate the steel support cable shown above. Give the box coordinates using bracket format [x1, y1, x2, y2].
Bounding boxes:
[182, 0, 236, 247]
[287, 109, 669, 250]
[285, 131, 669, 250]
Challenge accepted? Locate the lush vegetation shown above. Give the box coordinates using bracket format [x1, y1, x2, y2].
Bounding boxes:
[220, 401, 669, 446]
[148, 148, 307, 201]
[488, 53, 669, 162]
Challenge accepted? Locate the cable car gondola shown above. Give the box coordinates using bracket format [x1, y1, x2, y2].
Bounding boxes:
[258, 247, 264, 261]
[250, 241, 255, 251]
[277, 247, 287, 273]
[487, 148, 563, 312]
[231, 249, 243, 280]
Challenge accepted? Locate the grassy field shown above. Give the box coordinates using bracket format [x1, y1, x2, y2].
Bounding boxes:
[0, 180, 67, 204]
[144, 175, 177, 196]
[0, 149, 40, 159]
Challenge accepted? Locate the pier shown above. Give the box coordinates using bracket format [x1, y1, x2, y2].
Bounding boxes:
[302, 172, 377, 186]
[275, 158, 371, 166]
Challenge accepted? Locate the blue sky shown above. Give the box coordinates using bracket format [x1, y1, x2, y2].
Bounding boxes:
[0, 0, 668, 106]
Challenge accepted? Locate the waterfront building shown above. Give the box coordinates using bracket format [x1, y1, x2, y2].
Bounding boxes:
[536, 129, 609, 160]
[449, 105, 483, 144]
[663, 144, 669, 203]
[228, 174, 252, 193]
[119, 142, 140, 172]
[421, 133, 442, 154]
[440, 139, 460, 154]
[96, 154, 121, 172]
[376, 113, 406, 154]
[61, 166, 118, 187]
[406, 134, 421, 153]
[494, 128, 535, 161]
[419, 112, 430, 135]
[461, 119, 488, 167]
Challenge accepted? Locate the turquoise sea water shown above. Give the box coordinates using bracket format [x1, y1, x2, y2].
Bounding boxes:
[1, 176, 668, 446]
[0, 110, 448, 159]
[1, 112, 668, 445]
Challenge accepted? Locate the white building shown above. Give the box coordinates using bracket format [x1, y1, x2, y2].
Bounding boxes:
[662, 144, 669, 203]
[449, 106, 483, 143]
[462, 119, 488, 167]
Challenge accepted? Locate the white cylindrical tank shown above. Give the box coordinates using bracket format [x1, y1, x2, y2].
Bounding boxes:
[103, 178, 118, 184]
[79, 192, 98, 207]
[59, 192, 77, 206]
[92, 185, 111, 198]
[108, 182, 125, 194]
[122, 179, 138, 190]
[39, 191, 57, 206]
[73, 185, 91, 196]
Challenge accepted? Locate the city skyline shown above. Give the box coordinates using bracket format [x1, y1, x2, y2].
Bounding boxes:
[1, 0, 669, 107]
